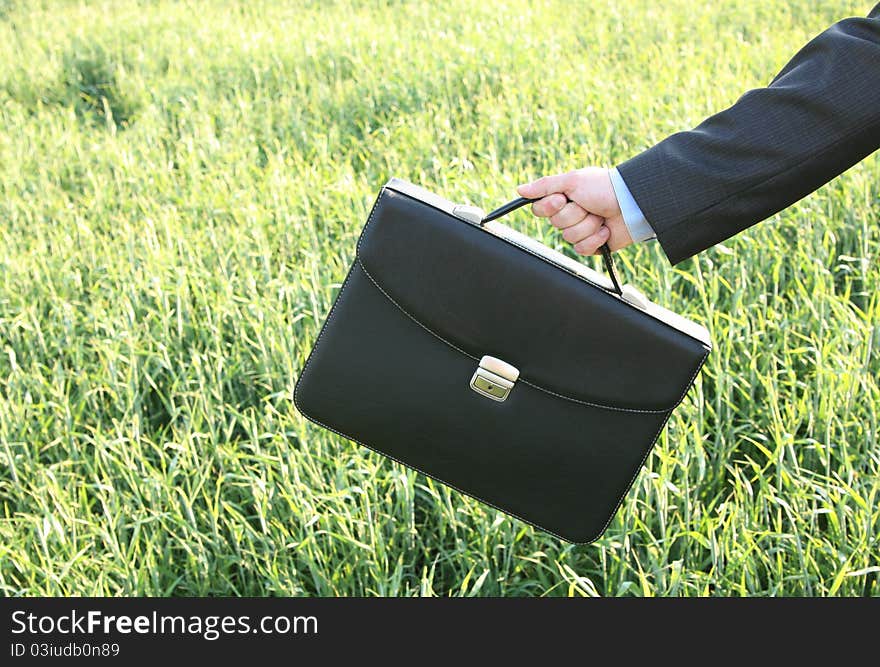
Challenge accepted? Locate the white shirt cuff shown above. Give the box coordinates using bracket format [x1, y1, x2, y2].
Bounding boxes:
[609, 167, 656, 243]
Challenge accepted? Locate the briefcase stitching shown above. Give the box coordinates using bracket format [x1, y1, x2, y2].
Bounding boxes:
[356, 256, 706, 415]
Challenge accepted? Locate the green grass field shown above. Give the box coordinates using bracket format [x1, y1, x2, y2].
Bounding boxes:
[1, 0, 878, 596]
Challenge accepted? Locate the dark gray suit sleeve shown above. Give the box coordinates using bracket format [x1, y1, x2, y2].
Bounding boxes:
[616, 4, 880, 265]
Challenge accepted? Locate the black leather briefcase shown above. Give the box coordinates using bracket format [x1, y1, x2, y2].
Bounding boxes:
[295, 178, 711, 543]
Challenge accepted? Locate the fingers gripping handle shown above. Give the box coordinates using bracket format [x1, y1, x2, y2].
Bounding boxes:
[482, 197, 624, 297]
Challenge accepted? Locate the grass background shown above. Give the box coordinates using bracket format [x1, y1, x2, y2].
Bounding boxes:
[1, 0, 878, 596]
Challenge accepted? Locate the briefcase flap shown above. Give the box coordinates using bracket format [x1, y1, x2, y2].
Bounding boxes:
[356, 184, 710, 413]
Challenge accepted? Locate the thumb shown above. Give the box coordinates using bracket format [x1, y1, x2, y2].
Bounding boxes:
[516, 172, 573, 199]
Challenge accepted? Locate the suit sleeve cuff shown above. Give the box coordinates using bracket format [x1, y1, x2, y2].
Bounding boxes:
[609, 167, 656, 243]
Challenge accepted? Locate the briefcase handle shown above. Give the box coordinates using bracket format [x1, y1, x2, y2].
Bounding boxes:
[482, 197, 624, 296]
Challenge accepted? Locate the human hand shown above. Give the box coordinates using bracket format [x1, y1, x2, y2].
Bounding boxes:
[516, 168, 633, 255]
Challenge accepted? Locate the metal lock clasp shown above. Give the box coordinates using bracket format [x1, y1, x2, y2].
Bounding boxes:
[470, 355, 520, 402]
